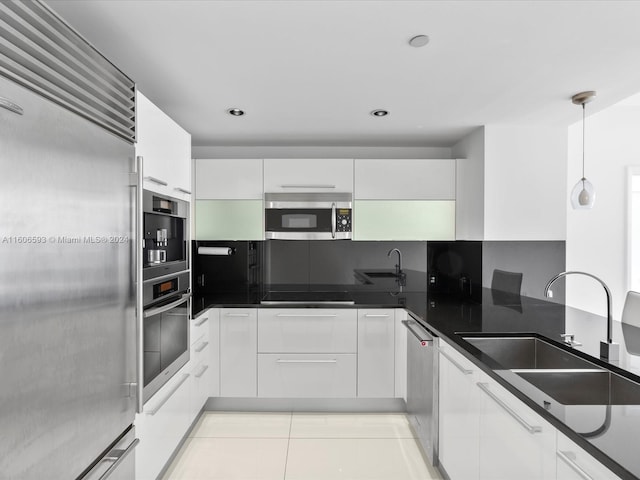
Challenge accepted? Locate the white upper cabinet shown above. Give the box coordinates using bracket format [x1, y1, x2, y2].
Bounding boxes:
[136, 91, 191, 200]
[355, 159, 455, 200]
[195, 159, 263, 199]
[263, 158, 354, 193]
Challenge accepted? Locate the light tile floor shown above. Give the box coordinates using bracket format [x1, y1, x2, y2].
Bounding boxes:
[162, 412, 442, 480]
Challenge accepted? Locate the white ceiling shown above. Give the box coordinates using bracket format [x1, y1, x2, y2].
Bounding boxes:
[46, 0, 640, 147]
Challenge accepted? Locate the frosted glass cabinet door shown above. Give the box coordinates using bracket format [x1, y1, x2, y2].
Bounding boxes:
[195, 200, 263, 240]
[219, 309, 257, 397]
[353, 200, 455, 240]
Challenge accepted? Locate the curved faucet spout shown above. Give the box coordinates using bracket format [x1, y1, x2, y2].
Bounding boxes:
[544, 271, 613, 345]
[387, 248, 403, 276]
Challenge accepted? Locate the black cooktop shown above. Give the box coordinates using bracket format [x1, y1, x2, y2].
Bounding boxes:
[261, 290, 355, 305]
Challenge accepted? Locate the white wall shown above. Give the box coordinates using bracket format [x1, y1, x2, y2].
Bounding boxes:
[192, 145, 452, 159]
[566, 104, 640, 320]
[452, 127, 485, 240]
[483, 126, 567, 241]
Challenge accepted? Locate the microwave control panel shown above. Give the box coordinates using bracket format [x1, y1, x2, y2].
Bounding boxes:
[336, 209, 352, 232]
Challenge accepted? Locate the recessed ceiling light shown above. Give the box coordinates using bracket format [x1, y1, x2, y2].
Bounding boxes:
[409, 35, 430, 47]
[227, 108, 245, 116]
[371, 109, 389, 117]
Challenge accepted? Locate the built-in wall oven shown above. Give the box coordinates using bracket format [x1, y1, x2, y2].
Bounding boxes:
[264, 192, 352, 240]
[142, 190, 191, 402]
[142, 270, 190, 402]
[143, 190, 189, 280]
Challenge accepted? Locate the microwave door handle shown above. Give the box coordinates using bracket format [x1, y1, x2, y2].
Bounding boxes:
[143, 293, 191, 318]
[331, 202, 336, 239]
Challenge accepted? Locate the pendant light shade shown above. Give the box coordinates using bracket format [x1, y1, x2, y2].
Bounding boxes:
[571, 91, 596, 210]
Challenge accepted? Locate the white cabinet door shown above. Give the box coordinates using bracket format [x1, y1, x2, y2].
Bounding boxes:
[136, 91, 191, 200]
[557, 433, 622, 480]
[355, 159, 455, 200]
[438, 341, 480, 480]
[135, 367, 192, 480]
[195, 159, 263, 199]
[357, 309, 395, 398]
[477, 371, 556, 480]
[257, 353, 357, 398]
[208, 308, 220, 397]
[264, 158, 354, 193]
[394, 310, 408, 400]
[220, 308, 257, 397]
[257, 308, 357, 353]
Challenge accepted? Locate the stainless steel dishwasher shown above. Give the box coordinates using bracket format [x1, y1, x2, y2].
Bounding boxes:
[403, 316, 439, 465]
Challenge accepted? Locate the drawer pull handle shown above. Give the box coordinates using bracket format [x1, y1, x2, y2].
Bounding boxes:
[439, 349, 473, 375]
[144, 176, 168, 186]
[364, 314, 390, 318]
[195, 365, 209, 378]
[225, 313, 250, 317]
[281, 184, 336, 189]
[275, 314, 337, 318]
[145, 374, 190, 415]
[195, 341, 209, 353]
[174, 187, 192, 195]
[276, 359, 337, 364]
[557, 451, 593, 480]
[194, 316, 209, 326]
[477, 382, 542, 434]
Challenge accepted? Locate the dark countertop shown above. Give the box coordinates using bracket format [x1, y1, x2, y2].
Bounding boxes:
[192, 269, 640, 479]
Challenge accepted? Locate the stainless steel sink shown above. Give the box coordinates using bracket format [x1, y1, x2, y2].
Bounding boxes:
[363, 271, 400, 278]
[463, 336, 600, 370]
[516, 370, 640, 405]
[462, 335, 640, 405]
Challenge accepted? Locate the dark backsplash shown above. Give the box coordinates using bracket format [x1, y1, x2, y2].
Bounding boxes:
[264, 240, 427, 285]
[192, 239, 565, 304]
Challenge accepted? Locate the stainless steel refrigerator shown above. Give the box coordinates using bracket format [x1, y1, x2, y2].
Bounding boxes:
[0, 1, 139, 478]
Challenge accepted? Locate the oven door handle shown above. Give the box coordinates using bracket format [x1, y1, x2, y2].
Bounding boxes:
[143, 293, 191, 318]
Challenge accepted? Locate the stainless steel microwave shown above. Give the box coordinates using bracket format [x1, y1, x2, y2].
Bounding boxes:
[264, 192, 352, 240]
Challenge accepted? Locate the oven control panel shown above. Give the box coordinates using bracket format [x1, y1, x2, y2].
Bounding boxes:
[336, 209, 352, 232]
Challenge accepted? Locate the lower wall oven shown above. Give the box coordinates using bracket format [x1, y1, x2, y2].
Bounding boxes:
[142, 270, 191, 403]
[404, 317, 439, 465]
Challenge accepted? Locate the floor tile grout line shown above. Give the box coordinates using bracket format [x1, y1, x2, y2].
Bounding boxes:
[282, 411, 293, 480]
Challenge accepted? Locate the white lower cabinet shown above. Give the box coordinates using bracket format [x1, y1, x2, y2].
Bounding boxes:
[556, 433, 622, 480]
[438, 341, 480, 480]
[220, 308, 257, 397]
[135, 366, 192, 480]
[257, 353, 357, 397]
[477, 370, 556, 480]
[357, 309, 395, 398]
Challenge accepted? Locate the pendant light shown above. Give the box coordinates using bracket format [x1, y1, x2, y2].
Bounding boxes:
[570, 91, 597, 209]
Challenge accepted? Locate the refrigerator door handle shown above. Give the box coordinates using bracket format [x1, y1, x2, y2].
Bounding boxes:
[97, 438, 140, 480]
[134, 155, 144, 414]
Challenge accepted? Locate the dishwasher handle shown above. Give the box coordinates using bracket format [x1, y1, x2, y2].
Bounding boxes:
[402, 319, 434, 346]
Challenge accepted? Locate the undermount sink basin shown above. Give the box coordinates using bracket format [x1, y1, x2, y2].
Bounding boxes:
[515, 370, 640, 405]
[463, 335, 640, 405]
[463, 336, 599, 370]
[363, 271, 400, 278]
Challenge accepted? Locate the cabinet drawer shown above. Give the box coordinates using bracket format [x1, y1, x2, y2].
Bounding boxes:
[258, 309, 357, 353]
[557, 433, 622, 480]
[258, 353, 356, 398]
[191, 310, 210, 346]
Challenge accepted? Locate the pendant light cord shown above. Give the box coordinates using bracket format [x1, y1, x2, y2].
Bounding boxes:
[582, 102, 586, 179]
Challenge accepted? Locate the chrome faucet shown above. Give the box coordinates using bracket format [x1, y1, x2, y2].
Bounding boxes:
[544, 271, 619, 361]
[388, 248, 403, 276]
